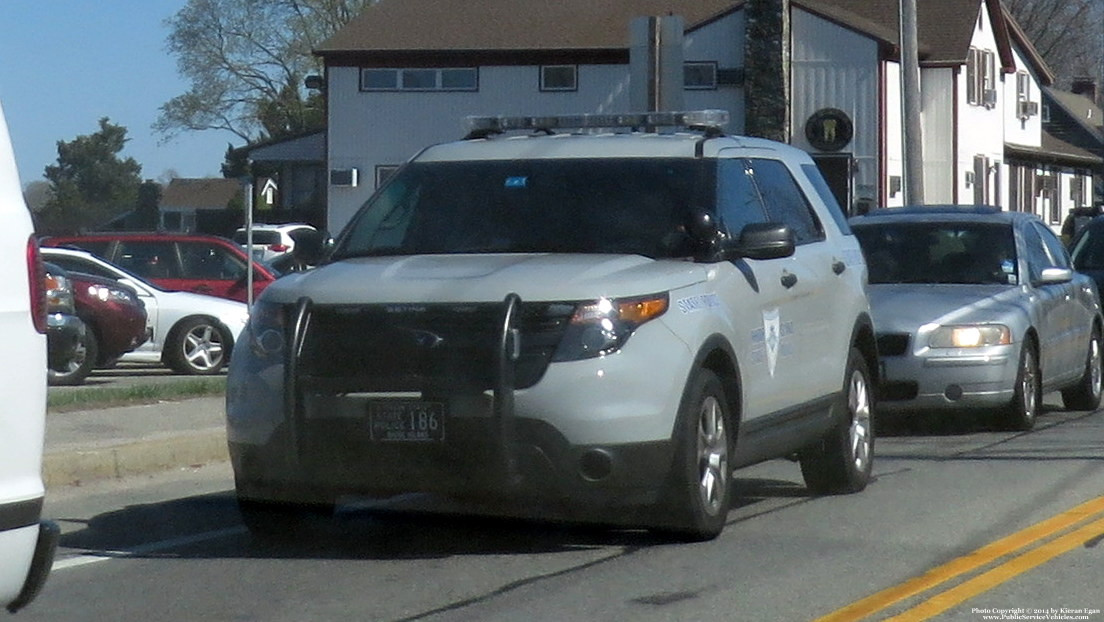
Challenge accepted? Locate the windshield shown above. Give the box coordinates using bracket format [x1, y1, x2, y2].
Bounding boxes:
[333, 159, 710, 259]
[853, 221, 1018, 285]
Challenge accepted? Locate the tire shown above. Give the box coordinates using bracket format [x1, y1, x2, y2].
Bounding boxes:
[1061, 327, 1103, 411]
[47, 326, 98, 386]
[653, 369, 733, 541]
[164, 317, 231, 375]
[1004, 341, 1040, 431]
[237, 497, 334, 542]
[799, 348, 874, 495]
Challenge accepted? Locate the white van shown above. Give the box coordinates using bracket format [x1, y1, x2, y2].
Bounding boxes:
[0, 99, 58, 612]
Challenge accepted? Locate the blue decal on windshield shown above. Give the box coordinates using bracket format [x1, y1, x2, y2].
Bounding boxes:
[505, 176, 528, 189]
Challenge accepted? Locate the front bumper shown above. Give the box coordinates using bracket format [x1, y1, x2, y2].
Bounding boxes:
[46, 314, 84, 372]
[876, 344, 1017, 413]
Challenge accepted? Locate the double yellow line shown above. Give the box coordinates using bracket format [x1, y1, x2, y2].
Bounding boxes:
[816, 495, 1104, 621]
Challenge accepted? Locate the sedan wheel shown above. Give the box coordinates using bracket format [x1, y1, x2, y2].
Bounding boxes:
[1061, 328, 1103, 411]
[1004, 342, 1039, 431]
[47, 327, 98, 386]
[165, 317, 230, 375]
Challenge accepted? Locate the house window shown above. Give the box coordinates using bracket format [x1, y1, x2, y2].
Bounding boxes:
[540, 65, 577, 91]
[1071, 174, 1086, 207]
[361, 68, 478, 92]
[966, 48, 996, 107]
[684, 62, 718, 90]
[375, 165, 400, 188]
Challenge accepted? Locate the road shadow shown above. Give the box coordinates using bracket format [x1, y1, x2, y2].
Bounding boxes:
[54, 476, 815, 562]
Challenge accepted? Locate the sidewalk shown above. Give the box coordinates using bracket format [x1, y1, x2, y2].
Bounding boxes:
[43, 396, 228, 488]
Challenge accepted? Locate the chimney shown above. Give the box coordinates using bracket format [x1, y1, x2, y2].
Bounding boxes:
[1071, 76, 1098, 103]
[744, 0, 791, 142]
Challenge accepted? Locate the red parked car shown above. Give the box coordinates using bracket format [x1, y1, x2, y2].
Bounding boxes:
[42, 232, 276, 303]
[49, 271, 148, 385]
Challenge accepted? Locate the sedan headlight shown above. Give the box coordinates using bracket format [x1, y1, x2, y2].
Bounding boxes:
[247, 300, 287, 358]
[552, 293, 669, 361]
[87, 283, 137, 305]
[929, 324, 1011, 348]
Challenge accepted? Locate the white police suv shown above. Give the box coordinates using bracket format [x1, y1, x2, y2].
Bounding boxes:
[0, 99, 58, 611]
[227, 111, 878, 540]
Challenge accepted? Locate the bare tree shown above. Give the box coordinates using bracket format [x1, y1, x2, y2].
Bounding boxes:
[1005, 0, 1104, 95]
[156, 0, 371, 144]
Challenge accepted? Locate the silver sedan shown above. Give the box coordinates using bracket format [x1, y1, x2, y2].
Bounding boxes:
[851, 206, 1103, 430]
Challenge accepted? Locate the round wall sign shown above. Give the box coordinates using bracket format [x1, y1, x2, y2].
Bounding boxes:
[805, 108, 853, 152]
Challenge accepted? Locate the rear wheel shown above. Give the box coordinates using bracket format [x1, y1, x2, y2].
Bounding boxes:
[1061, 327, 1102, 411]
[164, 317, 231, 375]
[799, 348, 874, 495]
[47, 326, 97, 386]
[653, 369, 733, 541]
[1003, 341, 1040, 431]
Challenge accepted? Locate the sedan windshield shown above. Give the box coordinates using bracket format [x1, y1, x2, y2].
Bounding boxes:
[333, 159, 707, 259]
[854, 222, 1018, 285]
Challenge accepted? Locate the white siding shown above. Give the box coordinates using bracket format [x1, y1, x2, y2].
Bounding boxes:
[791, 10, 880, 212]
[955, 5, 1004, 206]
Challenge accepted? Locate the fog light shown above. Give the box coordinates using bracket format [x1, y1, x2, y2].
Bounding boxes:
[945, 384, 963, 401]
[578, 449, 614, 482]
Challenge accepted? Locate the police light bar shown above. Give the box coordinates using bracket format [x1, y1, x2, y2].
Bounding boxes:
[463, 110, 729, 137]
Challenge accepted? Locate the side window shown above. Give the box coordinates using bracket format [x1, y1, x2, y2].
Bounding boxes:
[715, 159, 768, 238]
[115, 241, 181, 279]
[1034, 222, 1071, 269]
[180, 243, 246, 281]
[748, 159, 825, 244]
[1071, 226, 1104, 270]
[800, 163, 851, 234]
[49, 256, 116, 280]
[1020, 223, 1051, 283]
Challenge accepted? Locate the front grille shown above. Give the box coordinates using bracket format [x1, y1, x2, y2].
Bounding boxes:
[297, 301, 574, 393]
[876, 333, 910, 357]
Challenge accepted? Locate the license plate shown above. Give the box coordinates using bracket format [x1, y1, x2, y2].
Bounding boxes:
[369, 401, 445, 442]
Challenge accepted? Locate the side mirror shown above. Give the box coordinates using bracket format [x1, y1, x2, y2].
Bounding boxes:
[733, 222, 795, 260]
[290, 229, 330, 265]
[1037, 266, 1073, 285]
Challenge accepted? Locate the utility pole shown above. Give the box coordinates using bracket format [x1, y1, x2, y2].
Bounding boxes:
[900, 0, 924, 205]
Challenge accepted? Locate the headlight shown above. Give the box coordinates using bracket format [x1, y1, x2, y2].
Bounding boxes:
[552, 293, 669, 361]
[45, 273, 75, 314]
[87, 283, 137, 305]
[248, 300, 287, 358]
[929, 324, 1011, 348]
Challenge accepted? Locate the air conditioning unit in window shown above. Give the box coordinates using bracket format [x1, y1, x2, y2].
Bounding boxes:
[982, 89, 998, 108]
[1017, 100, 1039, 119]
[330, 168, 359, 187]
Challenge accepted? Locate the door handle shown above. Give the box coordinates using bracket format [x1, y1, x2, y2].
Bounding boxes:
[832, 259, 847, 275]
[781, 270, 798, 289]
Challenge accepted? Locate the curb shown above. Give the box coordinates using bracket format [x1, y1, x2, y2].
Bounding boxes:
[43, 428, 229, 488]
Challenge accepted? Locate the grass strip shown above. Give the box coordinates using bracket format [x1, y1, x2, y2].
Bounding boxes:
[48, 377, 227, 413]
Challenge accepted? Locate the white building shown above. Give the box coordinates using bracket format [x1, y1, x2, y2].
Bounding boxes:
[314, 0, 1100, 234]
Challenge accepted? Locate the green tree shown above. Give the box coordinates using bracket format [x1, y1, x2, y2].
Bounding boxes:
[157, 0, 369, 145]
[35, 118, 142, 235]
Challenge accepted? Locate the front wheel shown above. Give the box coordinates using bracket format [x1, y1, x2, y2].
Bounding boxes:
[1003, 341, 1039, 431]
[799, 347, 874, 495]
[653, 369, 733, 541]
[1061, 327, 1102, 411]
[48, 326, 98, 386]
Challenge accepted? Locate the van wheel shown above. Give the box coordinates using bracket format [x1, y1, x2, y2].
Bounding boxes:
[165, 317, 230, 375]
[1061, 327, 1102, 411]
[800, 348, 873, 495]
[653, 369, 733, 541]
[48, 327, 98, 386]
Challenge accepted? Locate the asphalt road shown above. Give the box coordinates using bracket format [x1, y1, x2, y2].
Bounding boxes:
[21, 397, 1104, 622]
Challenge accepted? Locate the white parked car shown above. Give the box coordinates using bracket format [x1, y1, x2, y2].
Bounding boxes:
[233, 223, 317, 261]
[41, 247, 250, 375]
[0, 99, 57, 612]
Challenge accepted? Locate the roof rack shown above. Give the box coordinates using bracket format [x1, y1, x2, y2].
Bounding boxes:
[463, 110, 729, 139]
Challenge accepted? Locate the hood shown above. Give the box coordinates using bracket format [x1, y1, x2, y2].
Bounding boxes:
[261, 254, 708, 304]
[868, 284, 1029, 333]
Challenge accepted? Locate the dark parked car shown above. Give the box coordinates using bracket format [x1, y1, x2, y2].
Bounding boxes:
[48, 271, 148, 385]
[42, 232, 276, 303]
[852, 206, 1103, 430]
[42, 262, 84, 376]
[1069, 215, 1104, 307]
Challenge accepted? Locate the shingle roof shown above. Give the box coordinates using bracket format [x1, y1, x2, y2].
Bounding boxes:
[160, 178, 243, 211]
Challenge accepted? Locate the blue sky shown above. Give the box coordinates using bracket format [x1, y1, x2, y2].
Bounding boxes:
[0, 1, 240, 188]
